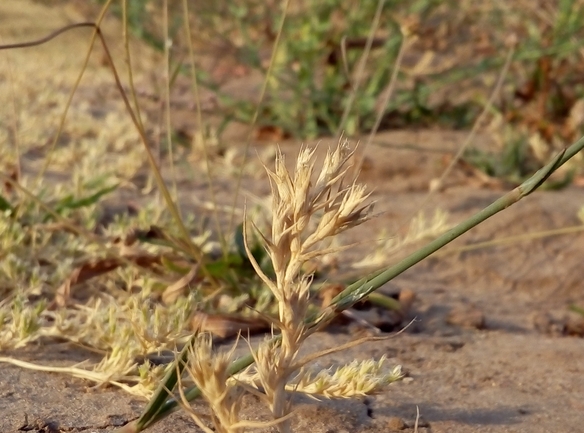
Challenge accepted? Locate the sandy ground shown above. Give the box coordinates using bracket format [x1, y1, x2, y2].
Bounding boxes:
[2, 2, 584, 433]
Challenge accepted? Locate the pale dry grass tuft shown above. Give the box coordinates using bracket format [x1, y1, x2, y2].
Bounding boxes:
[178, 334, 247, 433]
[0, 292, 195, 398]
[240, 139, 398, 431]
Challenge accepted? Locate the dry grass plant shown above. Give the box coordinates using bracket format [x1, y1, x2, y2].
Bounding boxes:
[243, 142, 378, 430]
[170, 141, 404, 433]
[176, 334, 251, 433]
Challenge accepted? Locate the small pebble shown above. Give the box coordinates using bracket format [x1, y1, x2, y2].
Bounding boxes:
[386, 416, 406, 430]
[446, 305, 485, 329]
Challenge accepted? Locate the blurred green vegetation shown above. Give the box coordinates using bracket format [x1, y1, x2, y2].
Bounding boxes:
[98, 0, 584, 181]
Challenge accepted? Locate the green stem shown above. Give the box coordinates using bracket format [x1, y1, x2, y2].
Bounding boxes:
[367, 292, 401, 311]
[569, 304, 584, 317]
[328, 145, 573, 314]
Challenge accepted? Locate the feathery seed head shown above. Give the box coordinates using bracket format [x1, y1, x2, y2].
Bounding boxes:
[243, 139, 376, 429]
[290, 357, 403, 399]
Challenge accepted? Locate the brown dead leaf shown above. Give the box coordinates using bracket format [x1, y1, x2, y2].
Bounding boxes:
[161, 264, 200, 305]
[253, 125, 289, 142]
[191, 312, 269, 339]
[53, 254, 162, 308]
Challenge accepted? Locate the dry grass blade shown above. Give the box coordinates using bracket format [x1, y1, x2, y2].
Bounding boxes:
[0, 357, 141, 395]
[180, 334, 244, 433]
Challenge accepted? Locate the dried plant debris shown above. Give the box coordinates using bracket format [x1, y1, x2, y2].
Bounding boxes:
[353, 209, 451, 269]
[532, 310, 584, 338]
[0, 292, 194, 398]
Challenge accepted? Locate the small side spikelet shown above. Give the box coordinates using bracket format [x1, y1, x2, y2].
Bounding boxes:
[181, 334, 245, 433]
[289, 357, 403, 399]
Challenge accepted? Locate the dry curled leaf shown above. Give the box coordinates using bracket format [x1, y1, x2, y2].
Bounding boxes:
[161, 264, 200, 305]
[53, 254, 162, 308]
[191, 312, 269, 339]
[253, 125, 288, 142]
